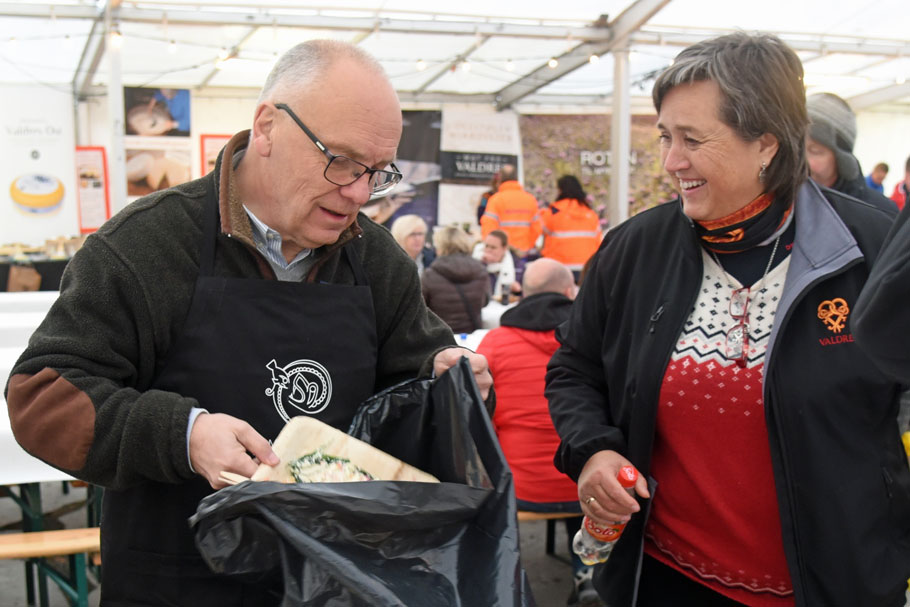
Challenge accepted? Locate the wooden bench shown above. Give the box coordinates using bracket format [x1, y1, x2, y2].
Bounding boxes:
[517, 510, 581, 559]
[0, 527, 100, 607]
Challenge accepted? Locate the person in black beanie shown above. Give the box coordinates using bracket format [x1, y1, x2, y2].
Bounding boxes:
[806, 92, 897, 214]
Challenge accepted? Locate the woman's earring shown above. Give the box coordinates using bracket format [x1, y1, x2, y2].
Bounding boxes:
[759, 161, 768, 183]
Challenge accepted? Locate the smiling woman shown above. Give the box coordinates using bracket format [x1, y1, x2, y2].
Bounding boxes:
[545, 31, 910, 607]
[656, 80, 779, 222]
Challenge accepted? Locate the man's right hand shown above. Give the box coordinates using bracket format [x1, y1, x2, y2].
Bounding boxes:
[189, 412, 279, 489]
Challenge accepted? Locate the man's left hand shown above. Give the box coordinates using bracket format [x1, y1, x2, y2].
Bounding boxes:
[433, 347, 492, 399]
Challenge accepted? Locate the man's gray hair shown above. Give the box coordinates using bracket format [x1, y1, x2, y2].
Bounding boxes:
[652, 32, 808, 205]
[258, 39, 387, 104]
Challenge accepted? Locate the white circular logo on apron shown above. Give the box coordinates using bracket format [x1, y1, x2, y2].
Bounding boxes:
[265, 358, 333, 421]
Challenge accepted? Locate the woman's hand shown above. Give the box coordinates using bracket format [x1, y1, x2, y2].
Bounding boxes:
[577, 450, 650, 523]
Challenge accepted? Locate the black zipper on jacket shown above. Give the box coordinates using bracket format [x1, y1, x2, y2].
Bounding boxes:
[648, 305, 664, 333]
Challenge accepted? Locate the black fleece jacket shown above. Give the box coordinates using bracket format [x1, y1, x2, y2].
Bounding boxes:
[5, 131, 455, 491]
[546, 182, 909, 607]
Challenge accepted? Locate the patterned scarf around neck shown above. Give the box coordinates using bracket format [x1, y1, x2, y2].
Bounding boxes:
[693, 192, 793, 253]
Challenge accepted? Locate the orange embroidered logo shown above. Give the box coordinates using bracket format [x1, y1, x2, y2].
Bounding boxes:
[817, 298, 849, 333]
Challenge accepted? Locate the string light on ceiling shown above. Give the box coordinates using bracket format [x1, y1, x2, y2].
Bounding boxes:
[109, 26, 123, 50]
[215, 47, 238, 69]
[547, 57, 558, 69]
[416, 58, 426, 71]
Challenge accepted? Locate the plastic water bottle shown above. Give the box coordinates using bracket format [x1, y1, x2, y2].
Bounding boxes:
[572, 465, 639, 566]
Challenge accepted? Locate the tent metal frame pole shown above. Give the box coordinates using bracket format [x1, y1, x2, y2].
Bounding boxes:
[610, 47, 631, 227]
[105, 5, 127, 214]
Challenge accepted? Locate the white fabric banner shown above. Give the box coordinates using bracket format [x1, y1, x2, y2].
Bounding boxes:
[439, 107, 522, 229]
[440, 107, 521, 154]
[0, 85, 79, 247]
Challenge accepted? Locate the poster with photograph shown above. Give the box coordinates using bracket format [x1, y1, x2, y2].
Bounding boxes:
[519, 114, 675, 221]
[1, 84, 79, 247]
[74, 146, 110, 234]
[125, 137, 192, 199]
[200, 134, 232, 176]
[124, 87, 191, 137]
[361, 110, 442, 229]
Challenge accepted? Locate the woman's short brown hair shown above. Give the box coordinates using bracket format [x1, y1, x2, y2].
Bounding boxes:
[652, 32, 808, 205]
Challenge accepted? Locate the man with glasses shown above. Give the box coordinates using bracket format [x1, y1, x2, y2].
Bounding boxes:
[6, 39, 491, 604]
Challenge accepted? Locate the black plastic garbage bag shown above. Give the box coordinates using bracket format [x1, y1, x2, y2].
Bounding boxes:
[190, 358, 535, 607]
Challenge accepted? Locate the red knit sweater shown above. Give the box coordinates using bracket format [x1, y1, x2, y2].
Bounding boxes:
[644, 252, 794, 607]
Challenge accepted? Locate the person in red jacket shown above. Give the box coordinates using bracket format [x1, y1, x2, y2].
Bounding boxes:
[477, 258, 602, 607]
[540, 175, 603, 280]
[890, 154, 910, 211]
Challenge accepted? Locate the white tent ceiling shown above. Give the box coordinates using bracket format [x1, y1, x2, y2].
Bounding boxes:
[1, 0, 909, 112]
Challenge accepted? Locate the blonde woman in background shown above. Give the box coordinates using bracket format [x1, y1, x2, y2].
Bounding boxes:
[422, 226, 490, 334]
[390, 214, 435, 276]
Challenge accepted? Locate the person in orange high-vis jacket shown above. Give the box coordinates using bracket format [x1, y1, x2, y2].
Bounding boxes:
[480, 164, 541, 257]
[540, 175, 603, 280]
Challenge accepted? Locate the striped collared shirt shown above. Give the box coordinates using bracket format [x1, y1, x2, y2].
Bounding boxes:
[244, 206, 312, 281]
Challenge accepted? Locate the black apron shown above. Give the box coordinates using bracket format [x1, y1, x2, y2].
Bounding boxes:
[100, 183, 378, 606]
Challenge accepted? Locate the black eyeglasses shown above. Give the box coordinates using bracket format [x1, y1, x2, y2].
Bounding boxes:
[274, 102, 402, 197]
[725, 287, 750, 368]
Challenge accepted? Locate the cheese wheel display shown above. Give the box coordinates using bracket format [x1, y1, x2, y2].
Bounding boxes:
[10, 173, 65, 213]
[126, 104, 174, 136]
[125, 152, 155, 182]
[251, 416, 438, 484]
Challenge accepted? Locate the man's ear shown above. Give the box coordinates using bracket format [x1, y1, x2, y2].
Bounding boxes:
[250, 103, 276, 157]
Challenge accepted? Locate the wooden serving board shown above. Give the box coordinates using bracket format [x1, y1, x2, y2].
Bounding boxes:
[250, 416, 438, 483]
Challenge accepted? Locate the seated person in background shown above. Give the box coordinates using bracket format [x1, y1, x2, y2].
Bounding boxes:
[806, 92, 897, 214]
[390, 214, 435, 277]
[473, 229, 522, 302]
[476, 259, 602, 607]
[422, 225, 490, 334]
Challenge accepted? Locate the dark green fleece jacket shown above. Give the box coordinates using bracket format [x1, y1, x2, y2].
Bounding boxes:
[5, 131, 455, 490]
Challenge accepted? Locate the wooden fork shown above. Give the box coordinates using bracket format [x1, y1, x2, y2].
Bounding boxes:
[218, 471, 251, 486]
